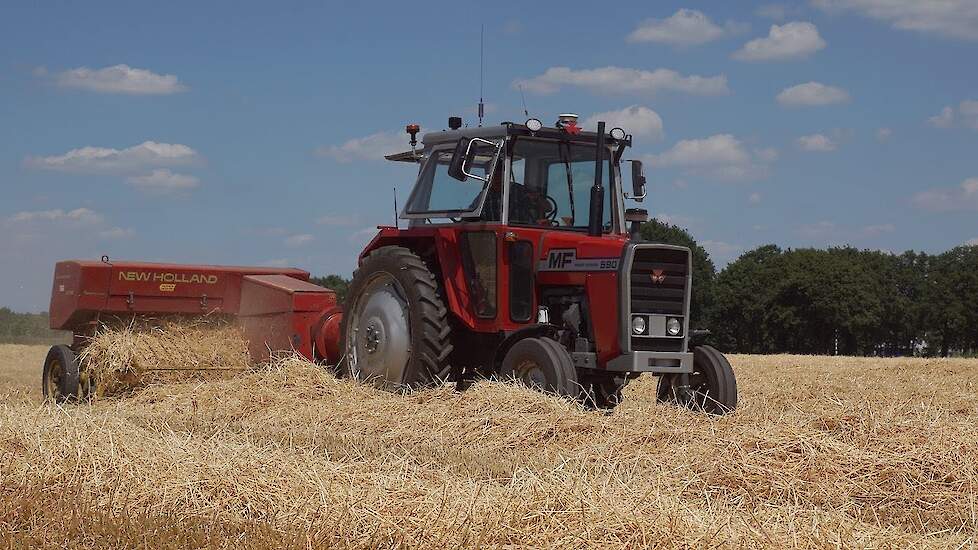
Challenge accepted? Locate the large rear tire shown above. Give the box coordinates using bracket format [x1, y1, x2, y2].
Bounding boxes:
[42, 345, 80, 403]
[500, 337, 580, 398]
[341, 246, 453, 390]
[657, 345, 737, 414]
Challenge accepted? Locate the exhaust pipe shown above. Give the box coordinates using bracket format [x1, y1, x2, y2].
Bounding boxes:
[588, 121, 606, 237]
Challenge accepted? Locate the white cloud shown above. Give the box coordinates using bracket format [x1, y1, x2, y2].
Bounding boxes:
[125, 169, 199, 192]
[928, 100, 978, 129]
[52, 64, 187, 95]
[316, 131, 407, 162]
[912, 177, 978, 211]
[876, 127, 893, 141]
[749, 192, 762, 204]
[812, 0, 978, 41]
[626, 9, 744, 46]
[734, 22, 826, 61]
[26, 141, 199, 174]
[6, 208, 103, 225]
[98, 227, 135, 239]
[647, 134, 775, 181]
[284, 234, 314, 248]
[797, 133, 837, 151]
[967, 238, 978, 246]
[582, 106, 664, 139]
[800, 220, 837, 238]
[776, 82, 850, 106]
[861, 223, 895, 236]
[929, 106, 955, 128]
[514, 66, 729, 97]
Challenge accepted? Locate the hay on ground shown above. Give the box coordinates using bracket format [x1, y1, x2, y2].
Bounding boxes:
[78, 316, 253, 396]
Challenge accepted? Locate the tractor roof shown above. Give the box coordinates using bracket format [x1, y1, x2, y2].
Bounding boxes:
[384, 123, 631, 162]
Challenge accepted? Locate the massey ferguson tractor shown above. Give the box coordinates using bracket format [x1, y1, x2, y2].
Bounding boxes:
[41, 114, 737, 413]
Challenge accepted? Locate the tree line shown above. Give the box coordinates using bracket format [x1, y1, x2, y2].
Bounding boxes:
[0, 309, 69, 344]
[641, 220, 978, 357]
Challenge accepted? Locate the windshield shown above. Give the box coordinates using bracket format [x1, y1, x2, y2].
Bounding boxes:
[403, 141, 500, 216]
[508, 138, 613, 230]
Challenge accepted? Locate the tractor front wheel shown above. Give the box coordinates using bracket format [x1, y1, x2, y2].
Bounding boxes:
[42, 345, 80, 403]
[657, 345, 737, 414]
[341, 246, 453, 390]
[500, 337, 580, 398]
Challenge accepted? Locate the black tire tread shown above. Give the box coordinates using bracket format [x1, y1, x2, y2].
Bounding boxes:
[42, 344, 80, 403]
[342, 246, 454, 389]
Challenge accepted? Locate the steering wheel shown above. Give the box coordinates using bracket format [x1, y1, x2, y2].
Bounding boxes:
[524, 191, 558, 225]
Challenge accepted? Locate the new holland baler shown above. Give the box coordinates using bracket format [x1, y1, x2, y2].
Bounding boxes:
[43, 258, 345, 401]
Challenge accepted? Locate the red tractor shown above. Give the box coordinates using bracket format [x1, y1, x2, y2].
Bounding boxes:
[41, 114, 737, 413]
[341, 114, 737, 411]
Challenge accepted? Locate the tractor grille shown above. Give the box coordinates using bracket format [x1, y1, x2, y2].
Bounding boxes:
[626, 246, 690, 352]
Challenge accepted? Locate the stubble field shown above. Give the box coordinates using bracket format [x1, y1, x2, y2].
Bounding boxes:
[1, 343, 977, 548]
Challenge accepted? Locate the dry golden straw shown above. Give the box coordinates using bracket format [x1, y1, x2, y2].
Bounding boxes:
[78, 316, 252, 396]
[1, 330, 977, 548]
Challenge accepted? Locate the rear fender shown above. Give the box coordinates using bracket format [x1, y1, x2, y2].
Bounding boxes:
[358, 226, 481, 331]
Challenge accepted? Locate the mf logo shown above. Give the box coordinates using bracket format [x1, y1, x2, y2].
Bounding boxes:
[650, 269, 666, 284]
[547, 249, 576, 269]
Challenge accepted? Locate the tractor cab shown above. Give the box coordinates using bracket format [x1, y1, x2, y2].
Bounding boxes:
[348, 115, 737, 412]
[389, 115, 649, 238]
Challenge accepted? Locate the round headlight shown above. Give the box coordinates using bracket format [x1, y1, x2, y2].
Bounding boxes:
[610, 127, 626, 140]
[525, 118, 543, 132]
[667, 317, 682, 336]
[632, 316, 646, 335]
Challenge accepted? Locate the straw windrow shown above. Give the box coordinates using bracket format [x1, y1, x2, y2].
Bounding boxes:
[1, 329, 977, 548]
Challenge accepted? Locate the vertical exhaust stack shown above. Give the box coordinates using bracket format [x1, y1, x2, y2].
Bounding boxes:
[588, 121, 606, 237]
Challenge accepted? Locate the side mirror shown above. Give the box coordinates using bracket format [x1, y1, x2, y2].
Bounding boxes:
[626, 160, 647, 201]
[448, 138, 498, 183]
[448, 138, 471, 182]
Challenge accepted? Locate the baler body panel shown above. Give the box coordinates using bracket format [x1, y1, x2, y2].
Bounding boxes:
[49, 260, 312, 331]
[238, 275, 338, 363]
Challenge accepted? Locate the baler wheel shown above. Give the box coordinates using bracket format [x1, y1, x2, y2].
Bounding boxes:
[500, 337, 580, 398]
[341, 246, 453, 390]
[42, 345, 80, 404]
[657, 345, 737, 415]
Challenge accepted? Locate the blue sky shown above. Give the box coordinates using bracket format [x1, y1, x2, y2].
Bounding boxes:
[2, 1, 977, 312]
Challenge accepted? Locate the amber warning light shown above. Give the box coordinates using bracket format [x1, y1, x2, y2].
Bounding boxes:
[405, 124, 420, 148]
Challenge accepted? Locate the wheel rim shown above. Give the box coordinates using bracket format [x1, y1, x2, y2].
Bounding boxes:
[47, 359, 63, 399]
[514, 358, 548, 389]
[347, 273, 411, 388]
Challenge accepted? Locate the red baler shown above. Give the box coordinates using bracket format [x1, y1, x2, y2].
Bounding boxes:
[49, 259, 344, 365]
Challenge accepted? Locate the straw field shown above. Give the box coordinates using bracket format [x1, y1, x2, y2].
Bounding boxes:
[1, 337, 977, 548]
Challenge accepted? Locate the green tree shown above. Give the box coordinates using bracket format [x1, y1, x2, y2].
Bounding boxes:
[925, 246, 978, 356]
[710, 245, 784, 353]
[310, 274, 351, 304]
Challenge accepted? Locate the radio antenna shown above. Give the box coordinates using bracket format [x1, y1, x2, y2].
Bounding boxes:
[519, 84, 529, 117]
[478, 24, 485, 127]
[392, 183, 398, 229]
